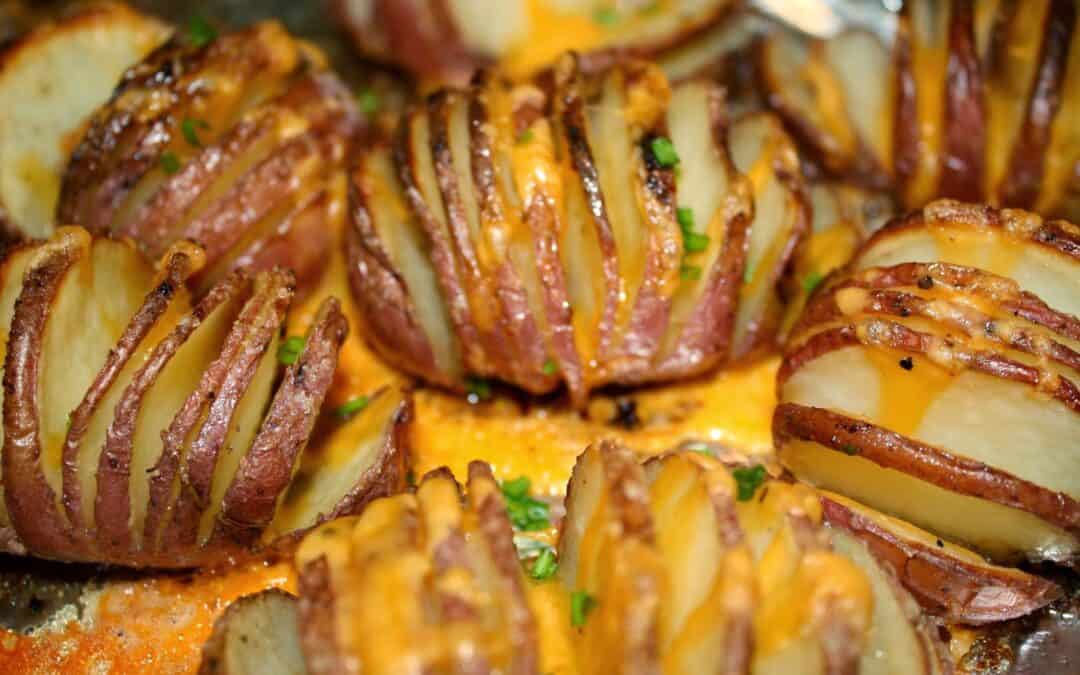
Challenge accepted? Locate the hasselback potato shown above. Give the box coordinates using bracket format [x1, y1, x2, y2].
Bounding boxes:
[347, 54, 807, 406]
[0, 227, 410, 567]
[776, 199, 1080, 565]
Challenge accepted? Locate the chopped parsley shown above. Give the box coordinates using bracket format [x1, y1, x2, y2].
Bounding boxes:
[593, 7, 619, 25]
[530, 548, 559, 581]
[501, 476, 551, 532]
[517, 128, 535, 145]
[181, 118, 209, 148]
[159, 151, 181, 175]
[649, 136, 680, 168]
[356, 88, 379, 116]
[334, 396, 370, 420]
[732, 464, 767, 501]
[801, 271, 825, 294]
[542, 358, 557, 376]
[466, 377, 492, 402]
[187, 15, 217, 48]
[680, 264, 702, 281]
[277, 336, 305, 365]
[570, 590, 596, 627]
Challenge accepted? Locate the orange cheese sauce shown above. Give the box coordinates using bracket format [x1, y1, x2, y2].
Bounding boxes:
[0, 559, 294, 674]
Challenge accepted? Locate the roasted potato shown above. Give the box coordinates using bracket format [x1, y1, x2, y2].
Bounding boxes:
[776, 200, 1080, 564]
[0, 227, 411, 568]
[333, 0, 740, 84]
[54, 19, 361, 295]
[294, 462, 539, 675]
[199, 589, 308, 675]
[346, 55, 807, 406]
[0, 2, 171, 239]
[758, 0, 1080, 221]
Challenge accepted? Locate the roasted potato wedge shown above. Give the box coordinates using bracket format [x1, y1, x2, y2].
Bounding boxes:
[0, 2, 171, 238]
[758, 0, 1080, 221]
[346, 56, 807, 405]
[332, 0, 739, 85]
[55, 19, 361, 295]
[777, 200, 1080, 564]
[0, 227, 410, 568]
[198, 589, 308, 675]
[294, 462, 539, 675]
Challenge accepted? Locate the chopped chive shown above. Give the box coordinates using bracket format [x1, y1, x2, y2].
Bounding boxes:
[517, 128, 535, 145]
[570, 590, 596, 627]
[513, 536, 554, 560]
[732, 464, 767, 501]
[277, 336, 305, 365]
[501, 476, 551, 532]
[187, 15, 217, 48]
[676, 207, 695, 232]
[801, 271, 825, 294]
[649, 136, 680, 168]
[743, 262, 755, 284]
[839, 443, 861, 456]
[181, 118, 209, 148]
[334, 396, 370, 420]
[356, 88, 379, 116]
[159, 151, 181, 174]
[466, 377, 492, 402]
[683, 231, 710, 253]
[593, 7, 619, 25]
[680, 264, 702, 281]
[530, 548, 558, 580]
[542, 358, 557, 376]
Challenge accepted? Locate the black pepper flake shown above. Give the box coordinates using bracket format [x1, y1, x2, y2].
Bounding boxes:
[936, 539, 944, 548]
[899, 357, 914, 371]
[611, 398, 640, 429]
[917, 276, 934, 290]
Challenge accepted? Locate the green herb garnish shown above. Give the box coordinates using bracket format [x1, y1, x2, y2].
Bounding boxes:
[570, 590, 596, 627]
[732, 464, 767, 501]
[517, 128, 535, 145]
[593, 7, 619, 25]
[513, 536, 554, 560]
[466, 377, 492, 402]
[334, 396, 370, 420]
[680, 264, 702, 281]
[188, 15, 217, 48]
[530, 548, 559, 581]
[181, 118, 209, 148]
[743, 262, 756, 284]
[277, 336, 305, 365]
[801, 271, 825, 294]
[356, 89, 379, 116]
[684, 442, 713, 457]
[683, 231, 710, 253]
[676, 207, 694, 231]
[542, 358, 557, 376]
[839, 443, 861, 456]
[159, 151, 181, 175]
[501, 476, 551, 532]
[649, 136, 680, 168]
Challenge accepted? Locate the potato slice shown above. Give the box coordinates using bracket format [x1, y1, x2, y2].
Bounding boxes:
[0, 2, 171, 237]
[294, 463, 536, 674]
[728, 112, 809, 359]
[822, 491, 1061, 625]
[198, 589, 307, 675]
[643, 453, 754, 675]
[558, 441, 664, 674]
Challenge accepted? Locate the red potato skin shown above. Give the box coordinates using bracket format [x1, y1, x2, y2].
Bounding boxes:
[891, 12, 920, 204]
[158, 269, 295, 552]
[773, 402, 1080, 545]
[344, 160, 458, 390]
[940, 0, 985, 202]
[1, 241, 82, 559]
[211, 298, 348, 548]
[999, 0, 1077, 209]
[60, 246, 198, 551]
[396, 111, 492, 375]
[822, 495, 1062, 624]
[94, 272, 248, 559]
